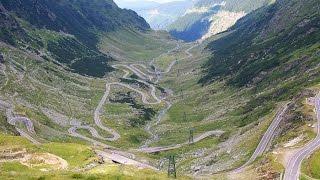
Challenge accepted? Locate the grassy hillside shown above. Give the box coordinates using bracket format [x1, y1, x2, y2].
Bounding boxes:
[175, 0, 320, 176]
[0, 133, 177, 179]
[145, 40, 266, 174]
[200, 0, 320, 128]
[202, 0, 320, 85]
[147, 0, 320, 175]
[302, 149, 320, 179]
[0, 0, 318, 179]
[0, 5, 182, 174]
[0, 1, 186, 178]
[99, 29, 176, 62]
[0, 0, 150, 77]
[0, 0, 149, 47]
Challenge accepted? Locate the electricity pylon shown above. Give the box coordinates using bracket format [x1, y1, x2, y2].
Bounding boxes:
[168, 155, 177, 178]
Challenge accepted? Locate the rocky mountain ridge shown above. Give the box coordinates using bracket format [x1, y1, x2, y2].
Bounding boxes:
[168, 0, 272, 41]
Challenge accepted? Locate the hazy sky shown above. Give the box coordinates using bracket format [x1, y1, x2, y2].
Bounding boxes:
[114, 0, 184, 4]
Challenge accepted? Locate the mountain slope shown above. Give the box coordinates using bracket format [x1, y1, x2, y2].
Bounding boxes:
[150, 0, 319, 175]
[0, 0, 319, 179]
[0, 0, 179, 179]
[1, 0, 149, 46]
[202, 0, 320, 87]
[168, 0, 272, 41]
[0, 0, 150, 77]
[200, 0, 320, 127]
[117, 0, 194, 30]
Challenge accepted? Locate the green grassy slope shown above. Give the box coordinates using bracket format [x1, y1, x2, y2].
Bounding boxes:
[0, 7, 181, 175]
[0, 0, 318, 178]
[0, 0, 149, 48]
[302, 149, 320, 179]
[99, 29, 176, 62]
[201, 0, 320, 127]
[0, 0, 150, 77]
[145, 0, 320, 175]
[0, 133, 178, 180]
[149, 42, 277, 174]
[172, 0, 320, 177]
[202, 0, 320, 85]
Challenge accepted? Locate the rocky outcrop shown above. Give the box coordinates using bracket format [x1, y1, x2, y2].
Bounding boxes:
[201, 11, 246, 40]
[168, 0, 272, 41]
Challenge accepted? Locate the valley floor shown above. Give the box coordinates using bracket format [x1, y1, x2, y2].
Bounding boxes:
[0, 29, 319, 180]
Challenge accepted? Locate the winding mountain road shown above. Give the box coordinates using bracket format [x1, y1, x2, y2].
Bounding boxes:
[68, 45, 186, 146]
[138, 130, 225, 153]
[68, 126, 114, 149]
[1, 42, 202, 169]
[96, 150, 157, 170]
[131, 43, 196, 83]
[148, 43, 181, 71]
[112, 66, 162, 104]
[90, 43, 198, 143]
[141, 101, 172, 148]
[137, 43, 199, 148]
[69, 125, 111, 141]
[114, 64, 153, 81]
[92, 66, 164, 142]
[0, 100, 40, 145]
[284, 94, 320, 180]
[233, 103, 289, 173]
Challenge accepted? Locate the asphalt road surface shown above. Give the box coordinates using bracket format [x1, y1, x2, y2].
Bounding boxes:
[233, 103, 289, 173]
[284, 94, 320, 180]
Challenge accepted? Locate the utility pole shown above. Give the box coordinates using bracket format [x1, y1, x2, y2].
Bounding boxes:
[168, 155, 177, 178]
[180, 89, 184, 99]
[189, 128, 195, 144]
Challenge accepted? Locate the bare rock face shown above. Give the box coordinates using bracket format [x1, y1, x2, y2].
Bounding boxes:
[201, 11, 246, 41]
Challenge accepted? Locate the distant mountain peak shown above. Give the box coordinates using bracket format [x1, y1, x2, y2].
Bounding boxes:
[168, 0, 273, 41]
[116, 0, 195, 30]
